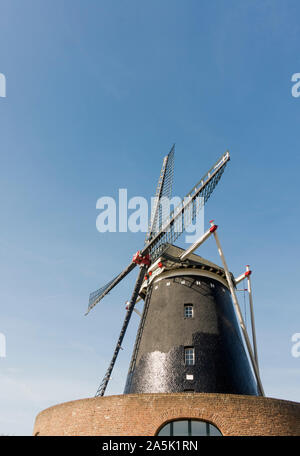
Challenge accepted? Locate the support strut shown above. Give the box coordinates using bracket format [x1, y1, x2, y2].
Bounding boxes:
[179, 220, 265, 396]
[212, 227, 264, 396]
[246, 265, 259, 370]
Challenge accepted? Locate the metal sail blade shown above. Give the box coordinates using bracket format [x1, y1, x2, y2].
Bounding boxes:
[146, 144, 175, 243]
[95, 265, 147, 396]
[87, 150, 229, 313]
[144, 150, 230, 261]
[85, 262, 137, 315]
[87, 146, 174, 314]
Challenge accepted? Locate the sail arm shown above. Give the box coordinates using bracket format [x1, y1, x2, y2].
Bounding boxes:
[145, 144, 175, 243]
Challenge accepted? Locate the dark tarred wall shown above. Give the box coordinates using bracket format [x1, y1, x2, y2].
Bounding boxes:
[124, 274, 258, 395]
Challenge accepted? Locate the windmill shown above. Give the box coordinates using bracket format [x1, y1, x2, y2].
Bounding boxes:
[33, 151, 299, 437]
[86, 145, 233, 397]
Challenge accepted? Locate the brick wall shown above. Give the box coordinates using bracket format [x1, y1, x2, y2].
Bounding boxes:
[33, 393, 300, 436]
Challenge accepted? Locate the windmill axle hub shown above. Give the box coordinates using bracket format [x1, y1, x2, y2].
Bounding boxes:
[132, 251, 151, 266]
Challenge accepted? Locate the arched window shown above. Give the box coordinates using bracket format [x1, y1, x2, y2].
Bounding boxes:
[157, 419, 222, 436]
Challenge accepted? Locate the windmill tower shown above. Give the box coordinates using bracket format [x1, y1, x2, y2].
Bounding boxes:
[123, 244, 259, 396]
[33, 146, 300, 436]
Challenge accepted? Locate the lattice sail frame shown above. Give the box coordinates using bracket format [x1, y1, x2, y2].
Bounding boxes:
[147, 151, 230, 260]
[86, 150, 230, 315]
[86, 262, 136, 315]
[146, 144, 175, 243]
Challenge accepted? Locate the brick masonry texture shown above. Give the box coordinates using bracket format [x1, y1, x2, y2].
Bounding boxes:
[33, 393, 300, 436]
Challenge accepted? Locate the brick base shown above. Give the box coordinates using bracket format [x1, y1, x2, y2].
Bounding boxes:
[33, 393, 300, 436]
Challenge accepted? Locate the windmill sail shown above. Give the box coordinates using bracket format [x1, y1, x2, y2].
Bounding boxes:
[145, 144, 175, 243]
[86, 262, 137, 315]
[95, 265, 147, 397]
[86, 149, 230, 315]
[147, 150, 230, 260]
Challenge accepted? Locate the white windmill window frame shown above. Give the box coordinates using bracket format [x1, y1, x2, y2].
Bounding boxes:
[184, 347, 195, 366]
[184, 304, 194, 319]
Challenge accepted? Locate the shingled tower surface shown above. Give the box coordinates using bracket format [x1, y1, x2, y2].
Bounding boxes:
[124, 245, 258, 396]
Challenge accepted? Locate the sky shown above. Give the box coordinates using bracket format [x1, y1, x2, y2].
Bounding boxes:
[0, 0, 299, 435]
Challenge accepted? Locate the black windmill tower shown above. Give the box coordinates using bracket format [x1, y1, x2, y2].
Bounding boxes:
[86, 146, 264, 398]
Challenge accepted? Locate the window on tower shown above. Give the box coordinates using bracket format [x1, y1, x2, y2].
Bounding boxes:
[184, 304, 193, 318]
[184, 347, 195, 365]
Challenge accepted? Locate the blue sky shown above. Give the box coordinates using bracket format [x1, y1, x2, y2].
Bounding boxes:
[0, 0, 299, 435]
